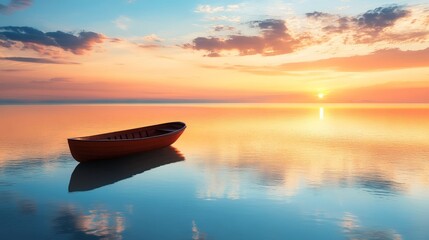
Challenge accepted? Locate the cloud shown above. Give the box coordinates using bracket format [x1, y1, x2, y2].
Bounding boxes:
[0, 26, 105, 55]
[195, 5, 224, 14]
[195, 4, 240, 14]
[206, 16, 241, 22]
[213, 25, 236, 32]
[201, 47, 429, 75]
[142, 34, 163, 42]
[305, 11, 332, 19]
[134, 34, 164, 49]
[109, 37, 122, 43]
[353, 5, 411, 43]
[113, 16, 132, 30]
[0, 57, 79, 64]
[0, 0, 32, 15]
[138, 44, 162, 49]
[195, 4, 242, 23]
[307, 5, 420, 44]
[307, 5, 409, 31]
[184, 19, 301, 56]
[277, 47, 429, 72]
[356, 5, 409, 29]
[187, 4, 428, 57]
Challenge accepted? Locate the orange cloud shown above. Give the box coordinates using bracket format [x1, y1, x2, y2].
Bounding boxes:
[204, 48, 429, 75]
[278, 47, 429, 72]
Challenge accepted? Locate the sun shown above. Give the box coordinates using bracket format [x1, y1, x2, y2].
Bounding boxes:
[318, 93, 325, 99]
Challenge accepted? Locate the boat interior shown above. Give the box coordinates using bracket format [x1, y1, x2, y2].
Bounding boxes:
[105, 128, 176, 140]
[93, 122, 185, 141]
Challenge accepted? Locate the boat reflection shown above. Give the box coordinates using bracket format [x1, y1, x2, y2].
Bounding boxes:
[68, 146, 185, 192]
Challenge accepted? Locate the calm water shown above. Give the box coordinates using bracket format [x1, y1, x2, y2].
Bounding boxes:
[0, 104, 429, 240]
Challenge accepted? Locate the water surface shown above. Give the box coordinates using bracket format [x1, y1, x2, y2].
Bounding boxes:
[0, 104, 428, 239]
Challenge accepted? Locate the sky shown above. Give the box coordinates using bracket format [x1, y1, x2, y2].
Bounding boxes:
[0, 0, 428, 103]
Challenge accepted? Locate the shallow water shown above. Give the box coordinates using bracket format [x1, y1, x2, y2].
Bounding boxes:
[0, 104, 428, 239]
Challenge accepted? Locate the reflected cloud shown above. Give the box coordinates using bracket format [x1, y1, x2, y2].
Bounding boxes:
[192, 220, 207, 240]
[196, 169, 241, 200]
[18, 199, 37, 215]
[68, 147, 185, 192]
[341, 213, 402, 240]
[354, 173, 405, 196]
[54, 205, 125, 240]
[0, 189, 127, 239]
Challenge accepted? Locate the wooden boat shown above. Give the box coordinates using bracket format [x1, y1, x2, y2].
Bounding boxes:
[68, 121, 186, 162]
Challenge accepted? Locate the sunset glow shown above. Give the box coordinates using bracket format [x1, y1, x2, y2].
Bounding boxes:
[1, 1, 429, 103]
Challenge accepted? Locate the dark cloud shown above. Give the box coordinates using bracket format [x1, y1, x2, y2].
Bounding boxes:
[305, 11, 332, 19]
[307, 5, 409, 32]
[109, 37, 122, 43]
[185, 19, 299, 56]
[356, 5, 409, 29]
[251, 19, 288, 39]
[0, 26, 105, 55]
[0, 57, 79, 64]
[352, 5, 411, 43]
[213, 25, 235, 32]
[45, 31, 104, 54]
[0, 26, 57, 46]
[307, 5, 414, 43]
[305, 11, 352, 34]
[322, 17, 351, 34]
[0, 0, 32, 14]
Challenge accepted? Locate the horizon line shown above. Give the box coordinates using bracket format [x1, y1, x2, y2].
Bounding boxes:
[1, 99, 429, 105]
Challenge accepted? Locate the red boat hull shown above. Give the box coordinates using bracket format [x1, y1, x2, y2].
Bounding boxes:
[68, 122, 186, 162]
